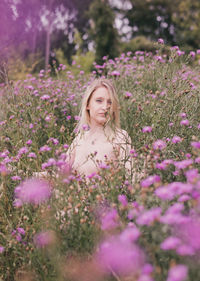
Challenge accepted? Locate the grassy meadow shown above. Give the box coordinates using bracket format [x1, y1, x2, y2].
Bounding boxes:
[0, 44, 200, 281]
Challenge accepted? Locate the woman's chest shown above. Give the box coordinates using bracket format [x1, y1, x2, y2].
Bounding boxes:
[74, 138, 117, 165]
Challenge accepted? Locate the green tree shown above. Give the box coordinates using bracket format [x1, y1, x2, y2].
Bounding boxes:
[125, 0, 175, 44]
[172, 0, 200, 49]
[88, 0, 119, 64]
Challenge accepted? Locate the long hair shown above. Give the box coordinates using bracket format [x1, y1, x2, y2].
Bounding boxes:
[76, 78, 120, 135]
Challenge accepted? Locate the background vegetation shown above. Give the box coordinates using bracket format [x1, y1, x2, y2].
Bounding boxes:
[1, 0, 200, 81]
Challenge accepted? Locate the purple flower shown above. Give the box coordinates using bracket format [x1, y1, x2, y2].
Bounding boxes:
[11, 175, 21, 181]
[18, 146, 29, 156]
[136, 207, 162, 226]
[158, 38, 164, 44]
[175, 218, 200, 252]
[34, 230, 54, 248]
[120, 225, 140, 242]
[17, 227, 25, 235]
[101, 208, 119, 230]
[96, 234, 144, 276]
[40, 95, 50, 100]
[180, 119, 189, 126]
[141, 175, 160, 188]
[167, 265, 188, 281]
[142, 126, 152, 133]
[153, 139, 166, 150]
[174, 159, 193, 169]
[111, 70, 120, 76]
[0, 164, 9, 176]
[124, 91, 132, 98]
[185, 169, 199, 183]
[160, 236, 181, 250]
[118, 194, 128, 207]
[0, 246, 5, 253]
[189, 51, 195, 58]
[39, 145, 52, 152]
[191, 141, 200, 149]
[26, 139, 32, 145]
[28, 152, 37, 158]
[172, 136, 182, 144]
[14, 178, 51, 205]
[176, 244, 195, 256]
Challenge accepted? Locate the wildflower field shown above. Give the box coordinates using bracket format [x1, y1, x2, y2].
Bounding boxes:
[0, 45, 200, 281]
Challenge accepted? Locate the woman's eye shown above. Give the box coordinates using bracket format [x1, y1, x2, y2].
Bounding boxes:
[108, 101, 112, 105]
[96, 99, 102, 102]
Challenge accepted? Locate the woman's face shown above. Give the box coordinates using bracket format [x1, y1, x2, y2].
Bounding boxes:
[87, 86, 112, 127]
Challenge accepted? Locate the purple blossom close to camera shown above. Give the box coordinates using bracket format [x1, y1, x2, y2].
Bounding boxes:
[167, 265, 188, 281]
[96, 234, 145, 276]
[153, 139, 166, 150]
[14, 178, 51, 205]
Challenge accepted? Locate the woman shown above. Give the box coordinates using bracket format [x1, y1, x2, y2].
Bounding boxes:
[66, 78, 132, 177]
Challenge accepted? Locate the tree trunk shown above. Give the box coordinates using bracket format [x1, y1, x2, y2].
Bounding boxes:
[45, 21, 51, 72]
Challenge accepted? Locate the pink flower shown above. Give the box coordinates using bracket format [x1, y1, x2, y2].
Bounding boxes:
[158, 38, 164, 44]
[124, 91, 132, 98]
[136, 207, 162, 226]
[153, 139, 166, 150]
[40, 95, 50, 100]
[180, 119, 189, 126]
[172, 136, 182, 144]
[26, 139, 32, 145]
[191, 141, 200, 149]
[189, 51, 195, 58]
[167, 265, 188, 281]
[28, 152, 37, 158]
[120, 225, 140, 242]
[185, 169, 199, 183]
[142, 126, 152, 133]
[111, 70, 120, 76]
[0, 246, 5, 253]
[173, 159, 193, 169]
[160, 236, 181, 250]
[14, 178, 51, 205]
[34, 231, 54, 248]
[96, 234, 144, 276]
[141, 175, 161, 188]
[101, 208, 119, 230]
[39, 145, 52, 152]
[118, 194, 128, 207]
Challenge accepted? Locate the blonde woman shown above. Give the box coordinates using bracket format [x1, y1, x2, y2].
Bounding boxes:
[66, 78, 132, 177]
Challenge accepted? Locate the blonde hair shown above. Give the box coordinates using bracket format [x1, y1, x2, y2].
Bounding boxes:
[76, 78, 120, 135]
